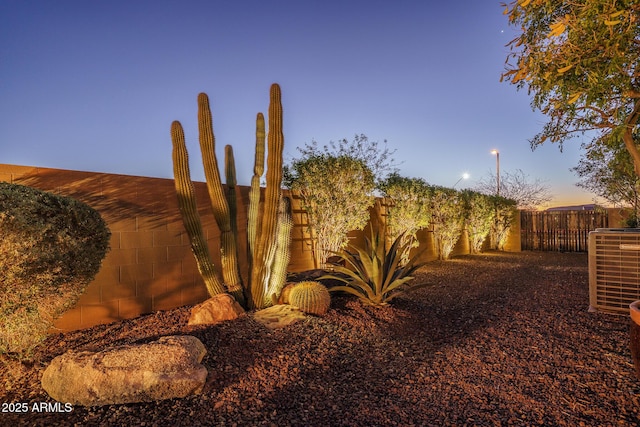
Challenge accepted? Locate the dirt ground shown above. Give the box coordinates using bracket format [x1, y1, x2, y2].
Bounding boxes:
[2, 251, 639, 426]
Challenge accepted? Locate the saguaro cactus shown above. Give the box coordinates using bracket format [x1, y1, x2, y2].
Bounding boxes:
[170, 83, 291, 310]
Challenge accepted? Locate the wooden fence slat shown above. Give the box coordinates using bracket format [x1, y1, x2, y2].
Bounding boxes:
[520, 210, 608, 252]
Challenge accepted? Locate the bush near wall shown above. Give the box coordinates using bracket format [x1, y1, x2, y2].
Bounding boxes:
[0, 182, 110, 357]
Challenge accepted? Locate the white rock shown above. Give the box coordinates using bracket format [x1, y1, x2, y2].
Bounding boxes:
[41, 335, 207, 406]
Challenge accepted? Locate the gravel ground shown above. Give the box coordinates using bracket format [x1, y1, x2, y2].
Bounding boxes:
[2, 251, 640, 426]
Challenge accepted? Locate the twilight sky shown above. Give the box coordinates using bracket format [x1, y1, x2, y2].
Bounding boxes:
[1, 0, 601, 207]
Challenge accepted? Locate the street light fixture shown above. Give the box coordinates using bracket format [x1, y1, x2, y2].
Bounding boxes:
[453, 172, 470, 188]
[491, 149, 500, 196]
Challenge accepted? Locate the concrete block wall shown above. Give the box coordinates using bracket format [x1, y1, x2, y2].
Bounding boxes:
[0, 164, 519, 331]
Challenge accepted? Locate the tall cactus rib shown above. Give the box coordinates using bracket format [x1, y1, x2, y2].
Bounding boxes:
[170, 121, 226, 297]
[197, 93, 244, 304]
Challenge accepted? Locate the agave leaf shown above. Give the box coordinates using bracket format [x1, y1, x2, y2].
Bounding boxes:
[383, 232, 405, 271]
[381, 241, 404, 292]
[322, 267, 376, 299]
[386, 282, 431, 303]
[328, 285, 375, 301]
[322, 265, 367, 287]
[385, 275, 414, 290]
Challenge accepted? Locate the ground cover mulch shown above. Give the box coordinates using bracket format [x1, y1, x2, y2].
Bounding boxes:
[2, 251, 639, 426]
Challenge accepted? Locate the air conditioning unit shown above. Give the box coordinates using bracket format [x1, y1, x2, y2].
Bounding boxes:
[589, 228, 640, 314]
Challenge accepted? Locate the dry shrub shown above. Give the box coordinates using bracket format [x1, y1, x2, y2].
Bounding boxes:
[0, 183, 110, 358]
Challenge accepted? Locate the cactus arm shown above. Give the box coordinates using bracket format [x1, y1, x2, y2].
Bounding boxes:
[224, 145, 246, 294]
[247, 112, 265, 281]
[266, 196, 293, 307]
[224, 145, 239, 252]
[250, 84, 285, 309]
[170, 120, 226, 297]
[197, 93, 244, 304]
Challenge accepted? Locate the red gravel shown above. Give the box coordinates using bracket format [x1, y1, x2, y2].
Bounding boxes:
[2, 251, 639, 426]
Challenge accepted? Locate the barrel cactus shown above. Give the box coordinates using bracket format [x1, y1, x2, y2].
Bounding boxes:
[288, 281, 331, 316]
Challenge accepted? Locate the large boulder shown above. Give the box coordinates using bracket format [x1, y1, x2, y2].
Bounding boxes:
[188, 293, 245, 326]
[41, 335, 207, 406]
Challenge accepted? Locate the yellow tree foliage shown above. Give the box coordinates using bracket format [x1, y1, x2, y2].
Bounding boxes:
[501, 0, 640, 175]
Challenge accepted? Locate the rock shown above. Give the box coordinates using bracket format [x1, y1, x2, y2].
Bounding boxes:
[253, 304, 307, 329]
[41, 335, 207, 406]
[188, 293, 245, 326]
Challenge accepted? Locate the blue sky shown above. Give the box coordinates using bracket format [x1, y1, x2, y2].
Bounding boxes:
[1, 0, 599, 207]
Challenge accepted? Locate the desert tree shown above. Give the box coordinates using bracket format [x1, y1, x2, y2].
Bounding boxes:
[501, 1, 640, 178]
[475, 168, 552, 210]
[572, 134, 640, 223]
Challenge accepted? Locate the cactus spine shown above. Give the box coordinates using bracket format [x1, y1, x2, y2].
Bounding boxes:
[171, 84, 291, 310]
[170, 121, 227, 297]
[288, 281, 331, 316]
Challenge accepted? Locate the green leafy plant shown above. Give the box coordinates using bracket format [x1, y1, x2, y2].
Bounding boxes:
[429, 186, 465, 260]
[378, 173, 431, 263]
[322, 229, 427, 307]
[501, 1, 640, 181]
[461, 190, 496, 254]
[490, 195, 517, 251]
[0, 183, 110, 357]
[285, 153, 375, 268]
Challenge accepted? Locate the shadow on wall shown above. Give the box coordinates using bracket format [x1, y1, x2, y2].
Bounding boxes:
[15, 168, 169, 230]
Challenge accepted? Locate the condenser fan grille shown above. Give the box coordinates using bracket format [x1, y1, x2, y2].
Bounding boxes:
[589, 230, 640, 314]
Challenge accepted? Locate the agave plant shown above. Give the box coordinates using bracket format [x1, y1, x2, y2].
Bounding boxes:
[322, 229, 427, 306]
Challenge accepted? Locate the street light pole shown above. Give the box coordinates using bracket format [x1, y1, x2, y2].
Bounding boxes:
[491, 149, 500, 196]
[453, 172, 470, 188]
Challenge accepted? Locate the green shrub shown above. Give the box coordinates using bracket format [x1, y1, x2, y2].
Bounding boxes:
[379, 173, 431, 263]
[462, 190, 496, 254]
[0, 182, 110, 357]
[490, 195, 517, 250]
[323, 229, 426, 307]
[286, 154, 375, 268]
[429, 186, 465, 260]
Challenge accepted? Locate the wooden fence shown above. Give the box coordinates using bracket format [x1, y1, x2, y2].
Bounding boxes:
[520, 210, 609, 252]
